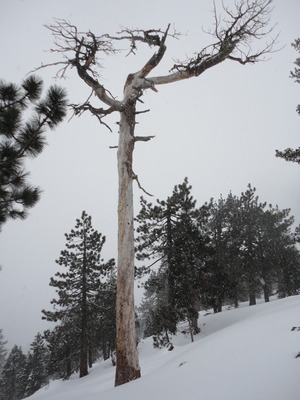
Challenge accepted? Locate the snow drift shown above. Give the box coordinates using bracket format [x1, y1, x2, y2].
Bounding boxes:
[28, 295, 300, 400]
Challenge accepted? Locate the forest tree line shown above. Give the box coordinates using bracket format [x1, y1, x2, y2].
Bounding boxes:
[136, 179, 300, 346]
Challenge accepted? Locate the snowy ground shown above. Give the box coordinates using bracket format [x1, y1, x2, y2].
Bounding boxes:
[28, 295, 300, 400]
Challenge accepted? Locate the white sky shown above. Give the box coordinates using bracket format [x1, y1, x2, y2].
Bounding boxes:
[0, 0, 299, 350]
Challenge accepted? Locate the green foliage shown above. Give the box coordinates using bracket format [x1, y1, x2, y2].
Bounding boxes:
[43, 323, 79, 380]
[136, 181, 300, 346]
[42, 211, 115, 378]
[136, 178, 211, 342]
[0, 330, 7, 373]
[0, 75, 67, 228]
[0, 346, 28, 400]
[25, 333, 49, 397]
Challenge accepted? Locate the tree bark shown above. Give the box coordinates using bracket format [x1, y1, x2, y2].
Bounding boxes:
[234, 287, 239, 308]
[115, 101, 141, 386]
[79, 228, 88, 378]
[263, 283, 270, 302]
[88, 344, 93, 369]
[249, 287, 256, 306]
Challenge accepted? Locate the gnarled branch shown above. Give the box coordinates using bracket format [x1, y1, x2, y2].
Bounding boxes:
[147, 0, 278, 86]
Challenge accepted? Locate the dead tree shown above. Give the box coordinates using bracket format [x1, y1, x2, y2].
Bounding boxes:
[36, 0, 277, 387]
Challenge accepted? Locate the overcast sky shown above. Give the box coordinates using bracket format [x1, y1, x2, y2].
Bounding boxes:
[0, 0, 299, 351]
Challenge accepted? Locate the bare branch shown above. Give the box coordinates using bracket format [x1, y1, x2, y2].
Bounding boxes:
[34, 19, 122, 110]
[132, 173, 153, 197]
[134, 135, 155, 142]
[69, 94, 117, 132]
[135, 109, 150, 115]
[105, 26, 179, 57]
[148, 0, 278, 86]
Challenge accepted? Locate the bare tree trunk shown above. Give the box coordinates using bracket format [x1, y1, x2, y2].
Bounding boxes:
[115, 102, 141, 386]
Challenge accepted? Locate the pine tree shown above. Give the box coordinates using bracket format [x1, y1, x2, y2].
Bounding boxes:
[0, 345, 28, 400]
[277, 246, 300, 298]
[204, 193, 245, 311]
[0, 330, 7, 373]
[0, 76, 67, 229]
[43, 323, 79, 379]
[25, 333, 49, 397]
[206, 186, 300, 307]
[276, 38, 300, 164]
[42, 211, 115, 378]
[139, 268, 179, 347]
[91, 268, 117, 362]
[136, 179, 211, 341]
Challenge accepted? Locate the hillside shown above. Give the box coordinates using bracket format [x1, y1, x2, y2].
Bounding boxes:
[29, 295, 300, 400]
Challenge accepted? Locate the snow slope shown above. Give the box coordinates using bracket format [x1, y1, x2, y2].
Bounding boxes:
[28, 295, 300, 400]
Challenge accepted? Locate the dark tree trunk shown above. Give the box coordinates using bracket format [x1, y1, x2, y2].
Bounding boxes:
[234, 287, 239, 308]
[80, 230, 88, 378]
[249, 289, 256, 306]
[263, 283, 270, 302]
[65, 347, 72, 378]
[188, 319, 194, 343]
[88, 344, 93, 369]
[217, 300, 222, 313]
[102, 344, 109, 360]
[190, 313, 200, 335]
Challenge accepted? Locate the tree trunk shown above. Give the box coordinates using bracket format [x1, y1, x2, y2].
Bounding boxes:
[80, 228, 88, 378]
[88, 344, 93, 369]
[249, 287, 256, 306]
[65, 346, 72, 378]
[191, 315, 200, 334]
[263, 283, 270, 302]
[217, 301, 222, 313]
[115, 102, 141, 386]
[234, 286, 239, 308]
[188, 319, 194, 343]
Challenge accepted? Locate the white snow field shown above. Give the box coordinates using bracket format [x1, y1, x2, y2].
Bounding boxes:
[28, 295, 300, 400]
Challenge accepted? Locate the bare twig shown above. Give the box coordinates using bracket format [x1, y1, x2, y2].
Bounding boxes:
[132, 172, 153, 197]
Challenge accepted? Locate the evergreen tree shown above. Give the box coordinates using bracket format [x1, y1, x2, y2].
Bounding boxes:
[277, 246, 300, 298]
[91, 268, 117, 361]
[0, 345, 28, 400]
[25, 333, 49, 397]
[238, 185, 266, 305]
[203, 194, 244, 311]
[276, 38, 300, 163]
[139, 268, 179, 347]
[43, 268, 117, 380]
[0, 76, 67, 229]
[206, 185, 300, 307]
[136, 179, 211, 342]
[43, 322, 79, 380]
[42, 211, 115, 378]
[0, 330, 7, 373]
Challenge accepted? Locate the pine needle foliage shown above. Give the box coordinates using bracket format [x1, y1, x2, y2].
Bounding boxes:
[0, 75, 67, 228]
